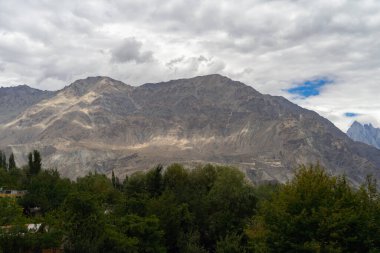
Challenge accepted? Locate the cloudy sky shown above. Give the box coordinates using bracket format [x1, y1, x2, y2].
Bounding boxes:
[0, 0, 379, 131]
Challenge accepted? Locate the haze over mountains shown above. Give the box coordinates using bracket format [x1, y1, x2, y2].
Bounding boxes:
[347, 121, 380, 150]
[0, 74, 379, 186]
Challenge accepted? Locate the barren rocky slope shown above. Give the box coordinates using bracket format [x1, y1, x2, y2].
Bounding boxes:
[0, 75, 379, 186]
[0, 85, 54, 123]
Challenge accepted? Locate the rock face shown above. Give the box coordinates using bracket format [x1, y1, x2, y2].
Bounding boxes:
[347, 121, 380, 149]
[0, 85, 54, 124]
[0, 75, 380, 186]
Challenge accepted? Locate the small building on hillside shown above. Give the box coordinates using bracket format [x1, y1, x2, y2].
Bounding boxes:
[1, 223, 63, 253]
[0, 188, 27, 198]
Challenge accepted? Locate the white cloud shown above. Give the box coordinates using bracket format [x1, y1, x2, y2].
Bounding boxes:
[0, 0, 379, 130]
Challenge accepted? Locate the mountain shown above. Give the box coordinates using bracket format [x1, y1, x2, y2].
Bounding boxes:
[347, 121, 380, 149]
[0, 74, 379, 186]
[0, 85, 54, 124]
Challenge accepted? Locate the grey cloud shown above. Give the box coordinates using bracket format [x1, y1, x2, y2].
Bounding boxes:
[111, 37, 153, 64]
[166, 56, 185, 68]
[0, 0, 380, 130]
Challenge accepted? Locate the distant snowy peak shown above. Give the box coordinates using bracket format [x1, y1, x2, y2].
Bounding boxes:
[347, 121, 380, 149]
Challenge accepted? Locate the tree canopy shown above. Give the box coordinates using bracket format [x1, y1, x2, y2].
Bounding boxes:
[247, 165, 380, 252]
[1, 153, 380, 252]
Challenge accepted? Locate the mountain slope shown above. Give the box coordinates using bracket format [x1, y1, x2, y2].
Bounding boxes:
[0, 75, 379, 186]
[0, 85, 54, 123]
[347, 121, 380, 149]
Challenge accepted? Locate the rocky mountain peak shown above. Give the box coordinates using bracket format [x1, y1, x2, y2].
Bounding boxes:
[351, 120, 362, 127]
[0, 84, 43, 93]
[191, 73, 233, 83]
[142, 74, 248, 90]
[62, 76, 132, 97]
[347, 121, 380, 149]
[136, 74, 260, 110]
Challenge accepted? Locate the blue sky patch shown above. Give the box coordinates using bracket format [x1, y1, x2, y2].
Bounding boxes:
[287, 78, 333, 98]
[345, 112, 359, 117]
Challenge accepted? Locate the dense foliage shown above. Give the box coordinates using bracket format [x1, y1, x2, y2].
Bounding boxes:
[247, 165, 380, 252]
[0, 151, 380, 252]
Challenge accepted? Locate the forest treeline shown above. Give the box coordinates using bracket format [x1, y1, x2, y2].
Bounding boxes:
[0, 151, 380, 252]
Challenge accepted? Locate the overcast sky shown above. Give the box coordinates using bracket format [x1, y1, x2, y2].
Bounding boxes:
[0, 0, 379, 131]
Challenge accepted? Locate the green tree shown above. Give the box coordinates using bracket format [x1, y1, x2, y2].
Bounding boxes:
[181, 231, 208, 253]
[33, 150, 41, 174]
[0, 150, 3, 170]
[0, 198, 30, 252]
[0, 198, 25, 226]
[0, 167, 27, 189]
[148, 192, 193, 252]
[247, 164, 380, 252]
[20, 169, 72, 213]
[123, 172, 150, 215]
[150, 164, 256, 252]
[146, 164, 164, 197]
[216, 233, 246, 253]
[76, 172, 121, 206]
[112, 170, 116, 188]
[1, 151, 7, 170]
[28, 152, 33, 173]
[162, 164, 190, 201]
[110, 172, 123, 191]
[28, 150, 42, 175]
[202, 166, 256, 251]
[63, 192, 106, 252]
[0, 224, 29, 252]
[105, 214, 166, 253]
[8, 153, 16, 170]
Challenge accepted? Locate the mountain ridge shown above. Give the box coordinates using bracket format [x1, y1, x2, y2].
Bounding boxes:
[0, 85, 55, 124]
[61, 76, 133, 97]
[347, 121, 380, 149]
[0, 74, 379, 186]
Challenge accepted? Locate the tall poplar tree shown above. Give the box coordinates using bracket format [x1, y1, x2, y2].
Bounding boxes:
[28, 150, 42, 175]
[33, 150, 41, 174]
[1, 152, 7, 170]
[0, 151, 3, 169]
[8, 153, 16, 170]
